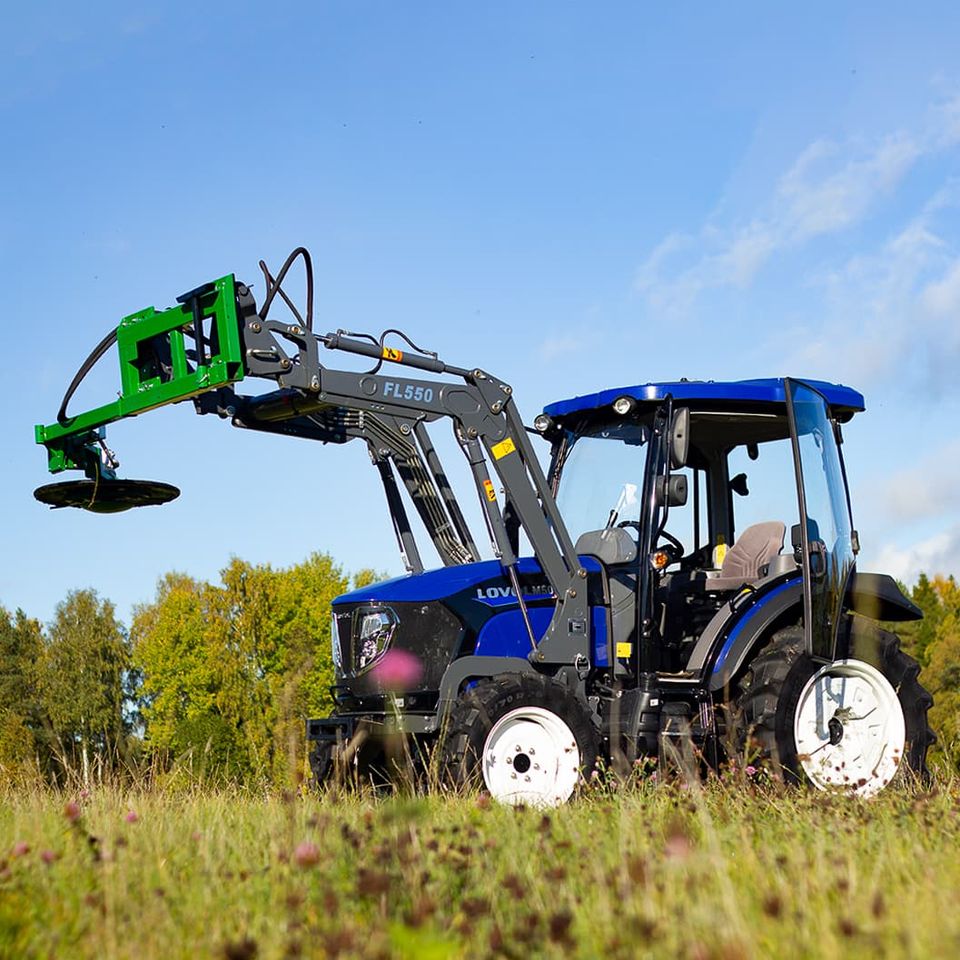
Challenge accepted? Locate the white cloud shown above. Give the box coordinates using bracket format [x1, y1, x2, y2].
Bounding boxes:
[635, 92, 960, 308]
[921, 259, 960, 315]
[539, 332, 584, 362]
[878, 439, 960, 524]
[872, 524, 960, 584]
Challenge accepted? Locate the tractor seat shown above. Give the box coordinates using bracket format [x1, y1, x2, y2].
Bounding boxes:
[705, 521, 786, 592]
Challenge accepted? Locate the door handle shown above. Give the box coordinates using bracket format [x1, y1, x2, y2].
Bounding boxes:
[808, 540, 827, 581]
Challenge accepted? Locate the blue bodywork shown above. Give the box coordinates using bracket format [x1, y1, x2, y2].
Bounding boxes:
[335, 555, 611, 668]
[543, 378, 865, 420]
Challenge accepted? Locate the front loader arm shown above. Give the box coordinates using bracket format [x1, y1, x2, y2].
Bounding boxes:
[34, 249, 591, 667]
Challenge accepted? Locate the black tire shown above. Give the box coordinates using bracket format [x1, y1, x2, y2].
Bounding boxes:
[309, 740, 336, 788]
[735, 623, 934, 791]
[440, 672, 598, 805]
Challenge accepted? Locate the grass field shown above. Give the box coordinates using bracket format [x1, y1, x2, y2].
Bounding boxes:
[1, 772, 959, 960]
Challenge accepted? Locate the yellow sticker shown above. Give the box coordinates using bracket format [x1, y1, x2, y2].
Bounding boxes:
[382, 346, 403, 362]
[483, 479, 497, 502]
[616, 642, 633, 659]
[491, 437, 516, 460]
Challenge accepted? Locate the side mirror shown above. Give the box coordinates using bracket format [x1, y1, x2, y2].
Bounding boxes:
[729, 473, 749, 497]
[670, 408, 690, 469]
[656, 474, 688, 508]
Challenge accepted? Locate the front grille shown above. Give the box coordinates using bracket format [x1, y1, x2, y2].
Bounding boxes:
[331, 601, 464, 691]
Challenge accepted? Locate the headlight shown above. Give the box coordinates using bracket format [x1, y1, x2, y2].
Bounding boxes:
[331, 612, 342, 671]
[352, 606, 398, 671]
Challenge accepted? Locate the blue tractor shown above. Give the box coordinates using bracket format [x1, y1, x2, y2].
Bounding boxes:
[35, 249, 933, 804]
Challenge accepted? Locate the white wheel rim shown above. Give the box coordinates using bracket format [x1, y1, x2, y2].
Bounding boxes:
[482, 706, 582, 807]
[793, 658, 905, 796]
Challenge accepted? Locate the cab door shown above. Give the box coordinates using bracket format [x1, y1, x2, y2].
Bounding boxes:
[785, 380, 857, 662]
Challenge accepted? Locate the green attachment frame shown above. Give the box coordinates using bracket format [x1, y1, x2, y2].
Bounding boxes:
[36, 275, 245, 474]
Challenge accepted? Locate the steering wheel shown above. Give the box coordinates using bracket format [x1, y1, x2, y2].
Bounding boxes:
[617, 522, 685, 562]
[657, 529, 685, 562]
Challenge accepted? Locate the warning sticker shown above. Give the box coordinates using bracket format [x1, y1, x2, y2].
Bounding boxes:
[616, 642, 633, 659]
[483, 479, 497, 502]
[381, 346, 403, 362]
[491, 437, 516, 460]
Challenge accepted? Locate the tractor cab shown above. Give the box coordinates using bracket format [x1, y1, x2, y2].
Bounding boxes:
[541, 378, 865, 677]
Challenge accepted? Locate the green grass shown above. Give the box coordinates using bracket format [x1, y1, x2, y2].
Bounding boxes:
[1, 774, 959, 960]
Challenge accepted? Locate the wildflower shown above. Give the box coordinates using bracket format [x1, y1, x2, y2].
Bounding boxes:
[125, 810, 139, 824]
[293, 842, 321, 868]
[356, 868, 391, 897]
[40, 849, 59, 865]
[63, 801, 81, 823]
[370, 649, 422, 691]
[548, 910, 575, 946]
[11, 841, 30, 858]
[222, 937, 259, 960]
[745, 765, 758, 777]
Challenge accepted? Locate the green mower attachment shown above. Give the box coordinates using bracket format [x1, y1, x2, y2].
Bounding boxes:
[34, 273, 245, 511]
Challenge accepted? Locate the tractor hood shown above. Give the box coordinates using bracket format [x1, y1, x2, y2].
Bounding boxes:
[334, 556, 597, 606]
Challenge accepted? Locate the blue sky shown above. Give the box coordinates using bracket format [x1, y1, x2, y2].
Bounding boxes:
[4, 2, 960, 624]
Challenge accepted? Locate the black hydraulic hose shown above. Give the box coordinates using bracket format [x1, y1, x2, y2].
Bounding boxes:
[57, 327, 119, 424]
[258, 246, 313, 329]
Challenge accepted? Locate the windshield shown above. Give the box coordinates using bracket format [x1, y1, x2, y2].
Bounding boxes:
[555, 420, 652, 540]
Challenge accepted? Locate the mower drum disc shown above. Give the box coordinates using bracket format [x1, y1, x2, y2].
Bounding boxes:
[793, 658, 906, 796]
[34, 479, 180, 514]
[482, 706, 582, 807]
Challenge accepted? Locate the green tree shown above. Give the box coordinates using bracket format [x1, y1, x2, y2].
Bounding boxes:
[0, 607, 47, 782]
[132, 552, 360, 784]
[40, 590, 131, 785]
[892, 574, 960, 769]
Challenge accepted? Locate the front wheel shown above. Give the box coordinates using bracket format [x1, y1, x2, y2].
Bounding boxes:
[736, 624, 934, 796]
[440, 672, 598, 807]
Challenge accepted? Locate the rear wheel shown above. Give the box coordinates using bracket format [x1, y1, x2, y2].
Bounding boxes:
[441, 672, 598, 807]
[736, 623, 934, 795]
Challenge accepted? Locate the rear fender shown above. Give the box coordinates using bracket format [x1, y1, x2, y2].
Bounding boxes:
[701, 579, 803, 693]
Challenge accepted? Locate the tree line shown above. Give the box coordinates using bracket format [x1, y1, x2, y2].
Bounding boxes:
[3, 564, 960, 787]
[0, 553, 376, 787]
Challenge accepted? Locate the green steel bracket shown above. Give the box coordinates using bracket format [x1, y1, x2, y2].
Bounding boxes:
[36, 274, 245, 474]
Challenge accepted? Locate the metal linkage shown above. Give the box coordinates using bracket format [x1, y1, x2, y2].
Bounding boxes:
[35, 249, 593, 666]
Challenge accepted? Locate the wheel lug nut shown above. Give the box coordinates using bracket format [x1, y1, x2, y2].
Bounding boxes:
[506, 756, 513, 765]
[524, 775, 531, 782]
[511, 773, 517, 779]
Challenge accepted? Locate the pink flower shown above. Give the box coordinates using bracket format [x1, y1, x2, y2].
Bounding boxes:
[125, 810, 139, 823]
[11, 841, 30, 858]
[293, 842, 321, 868]
[40, 849, 59, 865]
[370, 649, 422, 691]
[746, 765, 758, 777]
[63, 801, 81, 823]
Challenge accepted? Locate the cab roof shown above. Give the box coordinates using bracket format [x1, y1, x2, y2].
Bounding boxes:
[543, 378, 865, 422]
